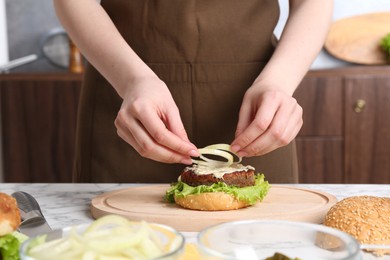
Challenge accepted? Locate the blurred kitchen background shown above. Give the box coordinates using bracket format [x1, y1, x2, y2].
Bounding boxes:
[1, 0, 390, 73]
[1, 0, 64, 72]
[0, 0, 389, 183]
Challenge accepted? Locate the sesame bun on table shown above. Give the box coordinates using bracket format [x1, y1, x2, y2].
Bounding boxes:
[324, 195, 390, 256]
[165, 144, 270, 211]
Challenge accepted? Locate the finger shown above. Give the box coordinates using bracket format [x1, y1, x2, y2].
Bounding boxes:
[234, 99, 252, 138]
[139, 106, 199, 156]
[116, 122, 141, 152]
[115, 110, 139, 148]
[251, 118, 302, 156]
[164, 106, 192, 143]
[237, 119, 285, 157]
[231, 97, 279, 153]
[240, 102, 302, 156]
[116, 113, 193, 164]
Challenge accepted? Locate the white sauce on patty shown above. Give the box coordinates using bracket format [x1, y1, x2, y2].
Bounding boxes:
[183, 163, 255, 179]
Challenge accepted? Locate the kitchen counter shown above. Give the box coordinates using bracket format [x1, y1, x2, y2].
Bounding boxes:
[1, 183, 390, 259]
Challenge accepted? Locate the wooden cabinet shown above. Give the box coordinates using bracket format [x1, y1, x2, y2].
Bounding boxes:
[294, 67, 390, 184]
[0, 73, 82, 182]
[1, 67, 389, 183]
[294, 74, 344, 183]
[344, 75, 390, 183]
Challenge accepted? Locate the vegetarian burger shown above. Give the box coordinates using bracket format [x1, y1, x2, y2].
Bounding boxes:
[165, 144, 270, 211]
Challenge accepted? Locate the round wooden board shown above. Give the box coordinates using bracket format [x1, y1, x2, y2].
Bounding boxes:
[91, 185, 337, 232]
[325, 12, 390, 65]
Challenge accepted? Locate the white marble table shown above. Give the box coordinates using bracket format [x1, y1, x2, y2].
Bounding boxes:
[1, 183, 389, 259]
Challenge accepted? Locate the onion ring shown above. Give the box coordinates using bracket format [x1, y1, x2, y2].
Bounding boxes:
[191, 143, 242, 168]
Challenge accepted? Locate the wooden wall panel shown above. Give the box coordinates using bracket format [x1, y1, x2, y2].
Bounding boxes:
[296, 138, 344, 183]
[294, 76, 343, 136]
[1, 67, 390, 184]
[344, 75, 390, 183]
[0, 73, 82, 182]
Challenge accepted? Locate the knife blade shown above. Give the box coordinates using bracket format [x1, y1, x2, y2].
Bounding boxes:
[11, 191, 52, 237]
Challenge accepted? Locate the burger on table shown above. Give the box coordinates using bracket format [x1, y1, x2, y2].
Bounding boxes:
[165, 144, 270, 211]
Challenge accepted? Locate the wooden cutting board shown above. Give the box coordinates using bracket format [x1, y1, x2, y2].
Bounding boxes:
[325, 12, 390, 65]
[91, 185, 337, 232]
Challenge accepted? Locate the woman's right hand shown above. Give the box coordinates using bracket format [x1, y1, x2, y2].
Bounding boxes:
[53, 0, 199, 164]
[114, 76, 199, 164]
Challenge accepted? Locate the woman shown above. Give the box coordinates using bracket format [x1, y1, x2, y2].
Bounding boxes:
[53, 0, 333, 183]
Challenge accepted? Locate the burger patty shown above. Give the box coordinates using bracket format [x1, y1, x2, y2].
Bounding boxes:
[180, 169, 255, 188]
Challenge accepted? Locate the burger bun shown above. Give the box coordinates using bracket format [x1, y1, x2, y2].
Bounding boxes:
[174, 192, 250, 211]
[324, 195, 390, 256]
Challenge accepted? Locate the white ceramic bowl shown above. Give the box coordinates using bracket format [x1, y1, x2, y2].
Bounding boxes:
[197, 220, 362, 260]
[20, 221, 185, 260]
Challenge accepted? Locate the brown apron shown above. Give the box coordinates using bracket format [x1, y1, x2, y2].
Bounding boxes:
[73, 0, 299, 183]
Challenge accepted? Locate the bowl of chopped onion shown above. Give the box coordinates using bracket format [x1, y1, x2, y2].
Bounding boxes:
[19, 215, 185, 260]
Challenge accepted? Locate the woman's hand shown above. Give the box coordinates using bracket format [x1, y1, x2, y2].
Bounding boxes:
[230, 0, 332, 157]
[231, 83, 303, 157]
[114, 76, 199, 164]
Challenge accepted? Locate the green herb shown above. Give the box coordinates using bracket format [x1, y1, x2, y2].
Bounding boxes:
[380, 33, 390, 63]
[0, 234, 21, 260]
[265, 252, 301, 260]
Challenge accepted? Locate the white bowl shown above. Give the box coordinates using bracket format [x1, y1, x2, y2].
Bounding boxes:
[197, 220, 362, 260]
[20, 221, 185, 260]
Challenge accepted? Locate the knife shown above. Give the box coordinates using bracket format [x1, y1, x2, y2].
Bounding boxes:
[11, 191, 52, 237]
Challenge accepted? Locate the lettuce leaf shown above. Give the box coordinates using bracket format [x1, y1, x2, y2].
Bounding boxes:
[10, 232, 28, 245]
[0, 234, 21, 260]
[381, 33, 390, 62]
[165, 174, 270, 205]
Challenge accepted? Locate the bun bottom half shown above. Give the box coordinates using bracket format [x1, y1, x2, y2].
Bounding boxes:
[174, 192, 250, 211]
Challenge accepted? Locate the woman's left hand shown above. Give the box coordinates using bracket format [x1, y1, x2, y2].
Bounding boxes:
[230, 84, 303, 157]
